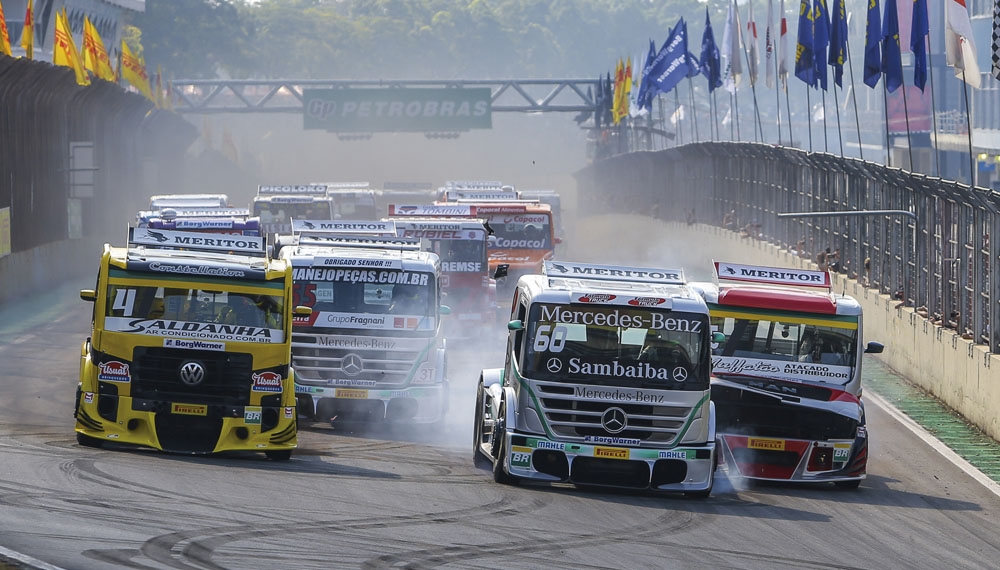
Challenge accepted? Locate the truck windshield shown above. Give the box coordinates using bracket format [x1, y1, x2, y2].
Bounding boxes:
[521, 303, 709, 390]
[292, 268, 437, 332]
[104, 284, 285, 343]
[710, 313, 858, 385]
[254, 202, 332, 233]
[486, 213, 551, 250]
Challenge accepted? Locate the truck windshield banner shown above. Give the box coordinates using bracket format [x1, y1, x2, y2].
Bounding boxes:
[711, 356, 854, 385]
[105, 317, 284, 344]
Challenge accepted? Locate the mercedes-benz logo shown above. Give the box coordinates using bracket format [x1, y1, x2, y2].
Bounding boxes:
[546, 358, 563, 373]
[672, 367, 688, 382]
[601, 407, 628, 434]
[178, 361, 205, 386]
[342, 353, 364, 376]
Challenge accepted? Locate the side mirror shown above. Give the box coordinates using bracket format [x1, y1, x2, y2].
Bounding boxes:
[712, 332, 726, 344]
[493, 263, 509, 280]
[864, 341, 884, 354]
[439, 305, 452, 315]
[294, 305, 313, 317]
[507, 320, 524, 331]
[80, 289, 96, 302]
[554, 237, 563, 245]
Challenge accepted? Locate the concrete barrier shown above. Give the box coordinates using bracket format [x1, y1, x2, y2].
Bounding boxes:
[660, 222, 1000, 443]
[0, 239, 103, 305]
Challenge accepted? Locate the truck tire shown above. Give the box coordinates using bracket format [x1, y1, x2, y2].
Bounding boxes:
[473, 388, 490, 468]
[265, 450, 292, 461]
[76, 432, 103, 449]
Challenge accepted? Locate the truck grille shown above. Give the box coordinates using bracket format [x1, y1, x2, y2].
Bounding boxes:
[291, 333, 423, 387]
[534, 381, 692, 444]
[131, 347, 253, 405]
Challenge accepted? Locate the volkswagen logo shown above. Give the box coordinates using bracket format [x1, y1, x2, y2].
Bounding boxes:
[341, 353, 364, 376]
[601, 407, 628, 434]
[546, 358, 563, 373]
[178, 361, 206, 386]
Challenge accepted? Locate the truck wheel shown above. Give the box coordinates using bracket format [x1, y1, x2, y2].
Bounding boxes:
[492, 431, 519, 485]
[76, 433, 103, 449]
[473, 389, 490, 468]
[834, 479, 861, 490]
[265, 450, 292, 461]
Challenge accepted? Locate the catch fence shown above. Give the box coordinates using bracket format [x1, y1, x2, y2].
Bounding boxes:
[577, 142, 1000, 353]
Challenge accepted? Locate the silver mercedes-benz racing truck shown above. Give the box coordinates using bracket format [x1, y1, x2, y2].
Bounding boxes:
[473, 261, 718, 496]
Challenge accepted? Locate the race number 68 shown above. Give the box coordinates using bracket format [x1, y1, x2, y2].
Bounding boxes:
[533, 324, 567, 353]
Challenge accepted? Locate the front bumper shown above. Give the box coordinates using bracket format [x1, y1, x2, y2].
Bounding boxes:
[74, 391, 297, 454]
[503, 432, 715, 492]
[718, 432, 868, 482]
[298, 383, 448, 423]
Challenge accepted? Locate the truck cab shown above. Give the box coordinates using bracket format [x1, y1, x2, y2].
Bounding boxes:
[320, 182, 378, 220]
[252, 185, 334, 237]
[75, 227, 300, 459]
[690, 261, 881, 488]
[474, 261, 717, 496]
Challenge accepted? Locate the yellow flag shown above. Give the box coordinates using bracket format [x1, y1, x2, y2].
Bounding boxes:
[83, 17, 114, 81]
[121, 39, 153, 101]
[0, 0, 12, 56]
[19, 0, 32, 59]
[53, 9, 89, 85]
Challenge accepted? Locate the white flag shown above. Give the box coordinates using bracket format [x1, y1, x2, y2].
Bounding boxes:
[778, 0, 789, 86]
[747, 1, 760, 86]
[722, 0, 744, 93]
[945, 0, 981, 87]
[670, 104, 686, 125]
[765, 0, 776, 89]
[630, 48, 648, 117]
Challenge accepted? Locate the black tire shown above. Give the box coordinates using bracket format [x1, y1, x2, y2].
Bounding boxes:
[265, 450, 292, 461]
[76, 432, 103, 449]
[473, 388, 491, 468]
[835, 479, 861, 490]
[491, 407, 518, 485]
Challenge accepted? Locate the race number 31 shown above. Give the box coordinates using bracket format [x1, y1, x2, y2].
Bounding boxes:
[533, 324, 567, 353]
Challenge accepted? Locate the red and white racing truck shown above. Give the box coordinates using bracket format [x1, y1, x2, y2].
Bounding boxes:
[691, 262, 883, 488]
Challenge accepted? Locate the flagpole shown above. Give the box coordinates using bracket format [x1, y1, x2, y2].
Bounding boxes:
[739, 31, 765, 142]
[821, 89, 829, 152]
[962, 69, 975, 186]
[882, 80, 891, 166]
[674, 88, 684, 145]
[775, 54, 782, 145]
[845, 39, 864, 161]
[689, 79, 700, 142]
[806, 87, 813, 151]
[833, 82, 844, 156]
[712, 91, 720, 141]
[900, 83, 915, 170]
[784, 80, 793, 145]
[730, 91, 736, 140]
[926, 35, 941, 176]
[734, 88, 742, 140]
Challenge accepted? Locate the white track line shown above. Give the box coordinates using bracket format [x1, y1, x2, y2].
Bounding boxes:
[867, 391, 1000, 500]
[0, 545, 68, 570]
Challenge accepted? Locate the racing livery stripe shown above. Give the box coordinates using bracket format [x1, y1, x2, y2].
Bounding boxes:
[707, 303, 859, 329]
[108, 267, 285, 289]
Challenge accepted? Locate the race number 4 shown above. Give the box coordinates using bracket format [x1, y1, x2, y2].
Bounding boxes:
[532, 324, 567, 353]
[112, 289, 136, 316]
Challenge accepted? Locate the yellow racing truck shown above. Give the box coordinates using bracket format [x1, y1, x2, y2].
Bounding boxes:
[74, 227, 306, 459]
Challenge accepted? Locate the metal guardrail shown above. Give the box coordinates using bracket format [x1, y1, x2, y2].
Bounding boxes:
[170, 79, 598, 114]
[576, 142, 1000, 352]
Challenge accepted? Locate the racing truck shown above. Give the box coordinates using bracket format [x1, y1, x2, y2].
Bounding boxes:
[278, 228, 448, 426]
[387, 217, 495, 339]
[690, 261, 883, 488]
[320, 182, 378, 220]
[252, 185, 334, 237]
[148, 194, 229, 211]
[474, 261, 719, 496]
[377, 182, 436, 212]
[75, 227, 306, 459]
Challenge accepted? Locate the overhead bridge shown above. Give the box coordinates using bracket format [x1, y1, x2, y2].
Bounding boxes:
[170, 79, 599, 114]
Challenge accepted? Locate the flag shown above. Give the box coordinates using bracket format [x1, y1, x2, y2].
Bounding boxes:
[765, 0, 777, 88]
[636, 39, 658, 110]
[701, 9, 723, 92]
[650, 19, 693, 96]
[794, 0, 816, 87]
[779, 0, 790, 85]
[911, 0, 929, 90]
[863, 0, 882, 88]
[881, 0, 903, 92]
[612, 58, 624, 124]
[814, 0, 830, 91]
[605, 73, 613, 125]
[53, 9, 89, 86]
[992, 0, 999, 80]
[683, 19, 700, 79]
[945, 0, 981, 87]
[83, 17, 115, 82]
[722, 0, 744, 93]
[629, 48, 647, 117]
[747, 1, 760, 86]
[121, 39, 154, 101]
[0, 0, 11, 56]
[19, 0, 31, 59]
[622, 56, 633, 121]
[670, 104, 686, 125]
[829, 0, 847, 87]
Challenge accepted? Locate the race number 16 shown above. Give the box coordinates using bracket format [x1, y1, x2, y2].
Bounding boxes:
[533, 324, 567, 353]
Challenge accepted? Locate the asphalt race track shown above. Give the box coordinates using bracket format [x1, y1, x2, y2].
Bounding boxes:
[1, 217, 999, 569]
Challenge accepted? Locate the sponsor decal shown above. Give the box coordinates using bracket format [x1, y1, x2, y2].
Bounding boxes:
[567, 358, 679, 382]
[594, 446, 629, 460]
[164, 338, 225, 351]
[857, 426, 867, 438]
[510, 446, 532, 468]
[284, 407, 295, 419]
[628, 297, 667, 306]
[173, 208, 250, 218]
[535, 440, 565, 451]
[393, 317, 419, 329]
[501, 214, 548, 224]
[98, 361, 131, 383]
[258, 184, 327, 195]
[244, 406, 262, 425]
[293, 268, 427, 284]
[141, 261, 251, 279]
[83, 392, 95, 404]
[252, 372, 283, 393]
[441, 261, 483, 273]
[175, 219, 237, 229]
[390, 205, 474, 217]
[129, 227, 264, 254]
[328, 379, 378, 388]
[712, 356, 852, 384]
[292, 220, 394, 234]
[312, 336, 399, 350]
[172, 403, 207, 416]
[105, 317, 282, 344]
[544, 261, 684, 284]
[539, 305, 702, 332]
[715, 261, 830, 288]
[492, 237, 545, 249]
[304, 312, 433, 331]
[573, 386, 666, 404]
[833, 444, 852, 462]
[335, 388, 368, 399]
[748, 437, 785, 451]
[584, 435, 641, 446]
[658, 450, 693, 460]
[575, 294, 616, 303]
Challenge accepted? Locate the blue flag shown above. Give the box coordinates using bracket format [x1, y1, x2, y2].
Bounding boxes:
[649, 18, 691, 96]
[911, 0, 929, 90]
[881, 0, 902, 93]
[700, 8, 722, 92]
[829, 0, 848, 87]
[813, 0, 830, 90]
[794, 0, 816, 87]
[863, 0, 881, 88]
[636, 39, 658, 110]
[682, 20, 699, 79]
[604, 73, 614, 125]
